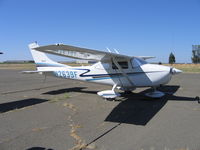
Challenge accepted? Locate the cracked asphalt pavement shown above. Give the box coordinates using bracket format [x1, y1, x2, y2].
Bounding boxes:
[0, 70, 200, 150]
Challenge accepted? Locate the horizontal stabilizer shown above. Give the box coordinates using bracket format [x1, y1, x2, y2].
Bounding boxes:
[22, 70, 53, 74]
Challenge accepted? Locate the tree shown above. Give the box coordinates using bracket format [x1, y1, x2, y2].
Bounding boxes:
[191, 50, 200, 64]
[169, 52, 176, 64]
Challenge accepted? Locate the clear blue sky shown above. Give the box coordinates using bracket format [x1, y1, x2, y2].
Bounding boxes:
[0, 0, 200, 63]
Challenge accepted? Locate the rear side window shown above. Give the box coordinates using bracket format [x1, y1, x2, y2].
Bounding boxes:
[112, 61, 128, 69]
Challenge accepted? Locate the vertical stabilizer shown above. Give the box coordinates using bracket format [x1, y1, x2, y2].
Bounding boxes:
[29, 42, 67, 70]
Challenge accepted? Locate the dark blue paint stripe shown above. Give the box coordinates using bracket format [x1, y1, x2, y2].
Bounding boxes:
[86, 77, 112, 81]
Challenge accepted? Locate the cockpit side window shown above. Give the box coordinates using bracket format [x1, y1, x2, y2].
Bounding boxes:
[112, 61, 128, 69]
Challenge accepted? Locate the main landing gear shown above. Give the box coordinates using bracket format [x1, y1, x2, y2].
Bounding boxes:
[123, 90, 133, 95]
[97, 84, 120, 100]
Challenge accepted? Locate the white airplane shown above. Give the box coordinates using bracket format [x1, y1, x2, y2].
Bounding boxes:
[24, 42, 182, 99]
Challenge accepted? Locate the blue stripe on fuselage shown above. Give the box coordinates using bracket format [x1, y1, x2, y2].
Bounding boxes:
[86, 77, 112, 81]
[36, 62, 66, 67]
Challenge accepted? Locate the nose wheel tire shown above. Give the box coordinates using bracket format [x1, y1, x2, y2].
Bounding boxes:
[105, 98, 115, 101]
[145, 87, 165, 98]
[145, 90, 165, 98]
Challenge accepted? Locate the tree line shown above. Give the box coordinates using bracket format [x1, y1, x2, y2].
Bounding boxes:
[168, 51, 200, 64]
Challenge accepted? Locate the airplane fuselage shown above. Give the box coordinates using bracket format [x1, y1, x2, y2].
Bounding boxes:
[41, 62, 174, 91]
[27, 42, 182, 98]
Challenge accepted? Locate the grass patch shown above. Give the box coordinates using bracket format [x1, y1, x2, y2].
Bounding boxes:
[0, 63, 199, 73]
[49, 93, 70, 103]
[0, 63, 36, 70]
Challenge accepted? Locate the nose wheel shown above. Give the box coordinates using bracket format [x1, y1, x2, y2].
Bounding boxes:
[145, 87, 165, 98]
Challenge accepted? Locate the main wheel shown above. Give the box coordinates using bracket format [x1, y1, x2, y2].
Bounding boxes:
[105, 98, 115, 101]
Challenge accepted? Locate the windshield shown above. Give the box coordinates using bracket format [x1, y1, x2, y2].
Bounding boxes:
[131, 58, 147, 67]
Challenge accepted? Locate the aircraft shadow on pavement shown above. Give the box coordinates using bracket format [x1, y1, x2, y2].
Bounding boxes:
[105, 85, 197, 126]
[43, 87, 97, 95]
[42, 85, 197, 126]
[0, 98, 49, 113]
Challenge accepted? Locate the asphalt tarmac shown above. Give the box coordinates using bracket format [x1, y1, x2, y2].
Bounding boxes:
[0, 69, 200, 150]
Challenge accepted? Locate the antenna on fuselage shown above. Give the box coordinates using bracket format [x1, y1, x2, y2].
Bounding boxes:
[106, 47, 111, 53]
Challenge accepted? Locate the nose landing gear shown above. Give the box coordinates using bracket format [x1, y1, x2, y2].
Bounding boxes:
[145, 87, 165, 98]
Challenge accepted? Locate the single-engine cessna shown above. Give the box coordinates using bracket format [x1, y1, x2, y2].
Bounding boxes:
[24, 42, 182, 99]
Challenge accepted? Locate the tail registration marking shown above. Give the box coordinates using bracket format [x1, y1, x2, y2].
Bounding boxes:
[55, 71, 77, 79]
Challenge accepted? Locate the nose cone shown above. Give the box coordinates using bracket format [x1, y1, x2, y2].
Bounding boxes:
[171, 68, 182, 75]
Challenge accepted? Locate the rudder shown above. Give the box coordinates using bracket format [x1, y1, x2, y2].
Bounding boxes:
[29, 42, 67, 69]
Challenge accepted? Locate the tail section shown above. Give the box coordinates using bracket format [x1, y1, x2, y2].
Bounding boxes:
[29, 43, 67, 70]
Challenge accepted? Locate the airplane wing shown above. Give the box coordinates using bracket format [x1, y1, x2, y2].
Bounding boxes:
[137, 56, 155, 60]
[34, 44, 130, 61]
[34, 43, 155, 61]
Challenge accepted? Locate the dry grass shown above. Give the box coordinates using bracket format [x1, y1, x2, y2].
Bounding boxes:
[49, 93, 70, 103]
[0, 63, 36, 70]
[63, 102, 76, 112]
[0, 63, 199, 73]
[164, 64, 200, 73]
[69, 123, 96, 150]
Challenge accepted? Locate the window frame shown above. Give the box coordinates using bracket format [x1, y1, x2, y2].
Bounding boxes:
[112, 61, 129, 69]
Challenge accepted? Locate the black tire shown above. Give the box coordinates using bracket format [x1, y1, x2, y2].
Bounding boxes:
[124, 91, 132, 94]
[106, 98, 115, 101]
[195, 96, 200, 104]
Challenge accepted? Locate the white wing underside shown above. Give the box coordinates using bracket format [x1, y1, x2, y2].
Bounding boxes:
[34, 44, 154, 61]
[34, 44, 131, 61]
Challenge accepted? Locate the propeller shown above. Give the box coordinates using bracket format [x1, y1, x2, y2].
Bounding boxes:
[170, 67, 182, 75]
